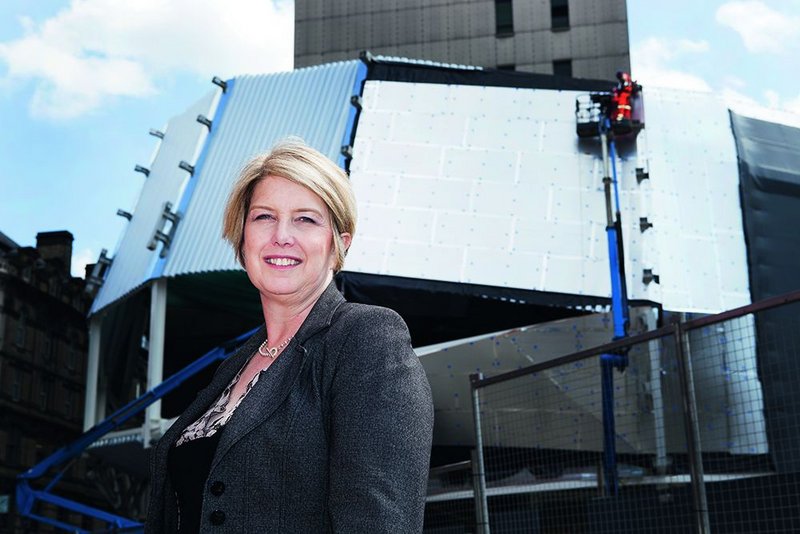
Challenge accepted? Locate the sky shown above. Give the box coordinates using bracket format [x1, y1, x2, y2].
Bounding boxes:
[0, 0, 798, 278]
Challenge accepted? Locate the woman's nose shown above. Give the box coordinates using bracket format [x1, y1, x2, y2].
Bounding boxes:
[272, 219, 294, 246]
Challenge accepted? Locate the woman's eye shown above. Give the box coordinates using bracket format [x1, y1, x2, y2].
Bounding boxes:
[253, 213, 272, 221]
[297, 216, 317, 224]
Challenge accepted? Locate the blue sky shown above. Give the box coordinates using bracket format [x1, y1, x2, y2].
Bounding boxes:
[1, 0, 798, 277]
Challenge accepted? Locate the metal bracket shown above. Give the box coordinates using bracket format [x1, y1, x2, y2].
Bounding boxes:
[639, 217, 653, 232]
[196, 114, 212, 130]
[642, 268, 660, 285]
[85, 249, 113, 292]
[116, 209, 133, 221]
[358, 50, 374, 64]
[212, 76, 228, 92]
[149, 129, 165, 139]
[636, 167, 649, 184]
[178, 161, 195, 175]
[147, 202, 181, 258]
[134, 165, 150, 177]
[350, 95, 363, 111]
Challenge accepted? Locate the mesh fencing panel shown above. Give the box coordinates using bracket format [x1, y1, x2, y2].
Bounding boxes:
[474, 332, 700, 533]
[425, 292, 800, 533]
[685, 302, 800, 533]
[425, 461, 477, 533]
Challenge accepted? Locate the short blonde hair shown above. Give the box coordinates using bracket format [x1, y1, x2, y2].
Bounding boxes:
[222, 139, 357, 272]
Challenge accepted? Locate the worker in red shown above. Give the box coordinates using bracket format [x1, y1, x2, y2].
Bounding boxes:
[611, 70, 634, 123]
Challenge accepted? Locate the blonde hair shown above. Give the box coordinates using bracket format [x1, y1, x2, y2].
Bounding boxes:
[222, 139, 356, 272]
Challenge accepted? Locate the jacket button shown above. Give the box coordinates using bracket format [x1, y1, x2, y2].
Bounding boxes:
[210, 510, 225, 525]
[210, 481, 225, 496]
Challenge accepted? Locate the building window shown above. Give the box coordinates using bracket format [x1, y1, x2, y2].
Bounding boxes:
[551, 0, 570, 30]
[11, 368, 21, 402]
[67, 345, 78, 373]
[553, 59, 572, 77]
[497, 63, 516, 71]
[0, 431, 7, 464]
[40, 379, 51, 411]
[495, 0, 514, 36]
[15, 311, 26, 348]
[64, 387, 74, 419]
[42, 334, 53, 362]
[48, 278, 61, 298]
[6, 440, 17, 467]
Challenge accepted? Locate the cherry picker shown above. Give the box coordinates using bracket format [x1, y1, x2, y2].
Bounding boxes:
[575, 76, 645, 495]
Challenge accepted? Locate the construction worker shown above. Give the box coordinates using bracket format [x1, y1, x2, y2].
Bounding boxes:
[611, 70, 634, 123]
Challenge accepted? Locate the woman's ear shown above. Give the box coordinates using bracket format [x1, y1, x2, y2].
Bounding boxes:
[340, 232, 352, 254]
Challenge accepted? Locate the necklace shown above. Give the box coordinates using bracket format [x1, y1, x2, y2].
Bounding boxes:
[258, 336, 294, 358]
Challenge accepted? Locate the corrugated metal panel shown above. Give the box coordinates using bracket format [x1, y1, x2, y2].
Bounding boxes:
[90, 90, 218, 314]
[373, 54, 483, 71]
[162, 61, 360, 277]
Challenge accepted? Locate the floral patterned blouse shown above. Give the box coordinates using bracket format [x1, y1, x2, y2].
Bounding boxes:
[175, 353, 261, 446]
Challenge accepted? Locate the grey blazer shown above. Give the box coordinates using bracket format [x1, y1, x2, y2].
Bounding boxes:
[145, 282, 434, 533]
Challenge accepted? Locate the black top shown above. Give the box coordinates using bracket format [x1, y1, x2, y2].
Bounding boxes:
[168, 430, 223, 533]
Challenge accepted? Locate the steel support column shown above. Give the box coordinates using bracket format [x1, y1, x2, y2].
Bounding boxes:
[674, 321, 711, 534]
[84, 316, 102, 431]
[470, 373, 491, 534]
[145, 278, 168, 443]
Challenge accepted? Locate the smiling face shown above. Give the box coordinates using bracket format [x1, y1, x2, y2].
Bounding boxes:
[242, 175, 351, 309]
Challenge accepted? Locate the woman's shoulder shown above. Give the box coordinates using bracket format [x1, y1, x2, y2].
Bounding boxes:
[333, 301, 408, 333]
[322, 301, 413, 359]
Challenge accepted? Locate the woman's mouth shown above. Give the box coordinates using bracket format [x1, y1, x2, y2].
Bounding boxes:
[265, 256, 301, 267]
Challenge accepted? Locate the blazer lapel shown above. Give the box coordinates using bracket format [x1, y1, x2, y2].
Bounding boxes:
[293, 280, 347, 346]
[157, 326, 266, 451]
[211, 281, 346, 466]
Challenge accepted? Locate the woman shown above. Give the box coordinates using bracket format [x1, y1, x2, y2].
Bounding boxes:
[146, 140, 434, 533]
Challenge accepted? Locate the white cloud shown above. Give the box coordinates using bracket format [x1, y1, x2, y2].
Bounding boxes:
[631, 37, 712, 92]
[723, 87, 800, 129]
[673, 40, 710, 54]
[71, 247, 96, 278]
[764, 89, 781, 109]
[0, 0, 294, 119]
[721, 87, 762, 110]
[716, 1, 800, 54]
[723, 75, 746, 90]
[786, 95, 800, 115]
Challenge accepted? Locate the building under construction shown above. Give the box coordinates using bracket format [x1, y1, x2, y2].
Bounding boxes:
[14, 55, 800, 532]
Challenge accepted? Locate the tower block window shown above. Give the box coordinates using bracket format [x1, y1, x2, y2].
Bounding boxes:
[551, 0, 570, 30]
[553, 59, 572, 77]
[495, 0, 514, 36]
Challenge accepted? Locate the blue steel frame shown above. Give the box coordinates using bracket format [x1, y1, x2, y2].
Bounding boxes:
[16, 326, 258, 533]
[338, 60, 369, 170]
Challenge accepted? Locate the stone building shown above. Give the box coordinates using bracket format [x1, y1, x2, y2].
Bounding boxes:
[0, 231, 104, 532]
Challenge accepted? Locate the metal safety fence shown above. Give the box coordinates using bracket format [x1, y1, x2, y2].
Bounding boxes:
[424, 290, 800, 533]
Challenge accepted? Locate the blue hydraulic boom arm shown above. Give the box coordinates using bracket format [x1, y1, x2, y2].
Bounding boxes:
[598, 115, 631, 496]
[16, 326, 258, 533]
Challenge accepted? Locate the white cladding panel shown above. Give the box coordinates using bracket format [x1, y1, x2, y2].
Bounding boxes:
[347, 81, 750, 313]
[640, 87, 750, 312]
